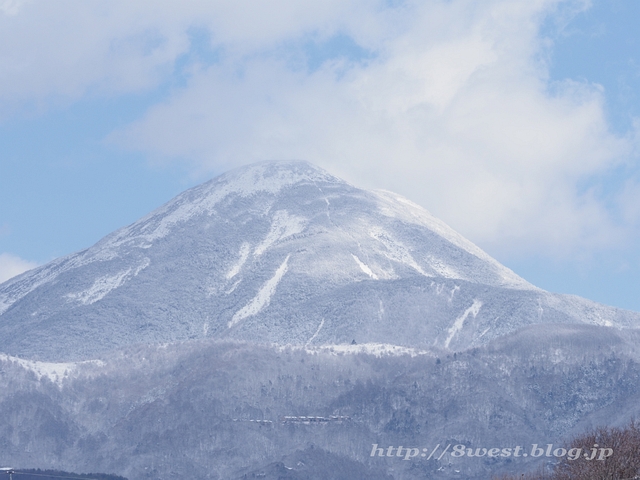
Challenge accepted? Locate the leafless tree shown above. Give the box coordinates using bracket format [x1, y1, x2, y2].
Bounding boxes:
[494, 420, 640, 480]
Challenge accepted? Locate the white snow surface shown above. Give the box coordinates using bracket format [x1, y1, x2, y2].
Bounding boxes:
[544, 292, 616, 328]
[373, 189, 534, 290]
[305, 318, 325, 347]
[0, 255, 83, 315]
[290, 343, 434, 358]
[369, 226, 428, 277]
[229, 254, 290, 327]
[426, 254, 464, 281]
[254, 210, 307, 256]
[0, 354, 103, 384]
[66, 258, 150, 305]
[444, 299, 483, 348]
[0, 161, 526, 318]
[3, 160, 640, 362]
[100, 161, 336, 252]
[226, 243, 250, 279]
[351, 254, 378, 280]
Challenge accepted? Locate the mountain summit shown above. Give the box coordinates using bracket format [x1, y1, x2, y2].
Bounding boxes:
[1, 161, 638, 361]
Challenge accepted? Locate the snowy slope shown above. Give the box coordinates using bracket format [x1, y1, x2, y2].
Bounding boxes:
[3, 327, 640, 480]
[1, 161, 639, 361]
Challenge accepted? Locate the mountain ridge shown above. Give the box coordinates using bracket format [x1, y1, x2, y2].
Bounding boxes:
[1, 161, 638, 361]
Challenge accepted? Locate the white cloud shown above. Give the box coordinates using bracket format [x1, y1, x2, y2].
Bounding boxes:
[0, 253, 37, 284]
[110, 0, 633, 257]
[2, 0, 637, 259]
[0, 0, 370, 105]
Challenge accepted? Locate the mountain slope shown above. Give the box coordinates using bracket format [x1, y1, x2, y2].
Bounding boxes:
[1, 161, 639, 361]
[3, 327, 640, 480]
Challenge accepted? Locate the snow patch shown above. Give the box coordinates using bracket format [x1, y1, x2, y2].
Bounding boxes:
[305, 318, 325, 347]
[0, 354, 103, 385]
[444, 299, 483, 349]
[229, 255, 290, 327]
[373, 190, 534, 289]
[98, 161, 332, 250]
[450, 285, 460, 301]
[0, 298, 10, 316]
[67, 270, 130, 305]
[544, 293, 618, 328]
[478, 326, 491, 339]
[66, 258, 150, 305]
[351, 254, 378, 280]
[0, 254, 85, 315]
[370, 227, 428, 276]
[426, 255, 464, 281]
[226, 242, 250, 279]
[225, 279, 241, 295]
[254, 211, 306, 256]
[289, 343, 434, 358]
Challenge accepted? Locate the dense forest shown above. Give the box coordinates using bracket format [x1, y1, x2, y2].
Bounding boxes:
[2, 325, 640, 479]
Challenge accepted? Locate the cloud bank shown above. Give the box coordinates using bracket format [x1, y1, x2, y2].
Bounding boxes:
[1, 0, 638, 258]
[0, 253, 37, 284]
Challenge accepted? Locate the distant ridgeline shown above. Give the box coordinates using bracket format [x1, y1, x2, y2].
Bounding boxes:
[11, 470, 127, 480]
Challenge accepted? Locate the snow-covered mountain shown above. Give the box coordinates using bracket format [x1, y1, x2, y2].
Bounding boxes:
[3, 161, 640, 479]
[1, 161, 639, 361]
[2, 326, 640, 480]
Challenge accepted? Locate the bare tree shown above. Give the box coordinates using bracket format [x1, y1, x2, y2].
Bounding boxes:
[494, 420, 640, 480]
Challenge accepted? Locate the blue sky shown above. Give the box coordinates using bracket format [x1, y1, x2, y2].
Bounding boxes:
[1, 0, 640, 311]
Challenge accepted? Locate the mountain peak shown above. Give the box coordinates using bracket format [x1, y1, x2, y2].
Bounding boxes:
[2, 161, 638, 361]
[92, 160, 344, 252]
[217, 160, 343, 194]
